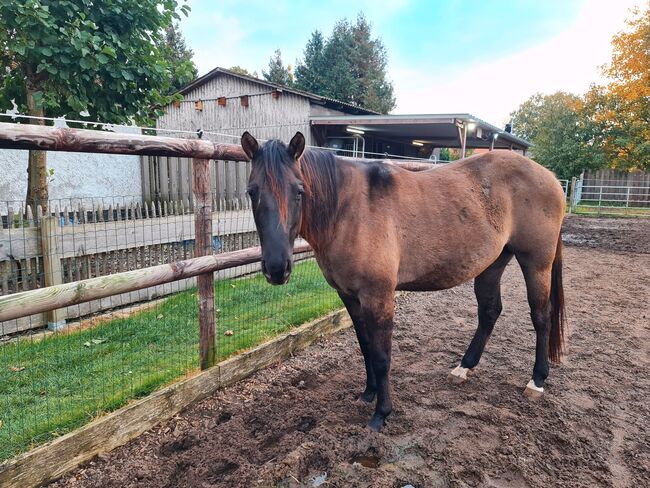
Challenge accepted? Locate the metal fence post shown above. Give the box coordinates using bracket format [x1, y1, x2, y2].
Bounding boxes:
[568, 177, 577, 214]
[192, 158, 216, 370]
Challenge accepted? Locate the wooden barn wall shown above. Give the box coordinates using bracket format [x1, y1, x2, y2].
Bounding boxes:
[143, 74, 324, 203]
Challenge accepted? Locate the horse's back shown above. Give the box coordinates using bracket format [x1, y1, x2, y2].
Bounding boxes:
[388, 150, 564, 289]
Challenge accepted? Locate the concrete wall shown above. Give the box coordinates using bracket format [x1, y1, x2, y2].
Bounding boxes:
[0, 122, 141, 211]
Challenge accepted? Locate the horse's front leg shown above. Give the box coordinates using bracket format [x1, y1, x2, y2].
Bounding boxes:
[338, 291, 376, 402]
[359, 290, 395, 432]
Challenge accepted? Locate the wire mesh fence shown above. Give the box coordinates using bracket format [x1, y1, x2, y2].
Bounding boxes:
[0, 189, 342, 462]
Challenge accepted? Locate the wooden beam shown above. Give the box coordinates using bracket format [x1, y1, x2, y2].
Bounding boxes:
[0, 241, 311, 323]
[193, 158, 216, 370]
[0, 308, 352, 488]
[0, 122, 432, 171]
[0, 122, 247, 161]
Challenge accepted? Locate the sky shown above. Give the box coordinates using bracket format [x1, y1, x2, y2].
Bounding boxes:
[180, 0, 646, 126]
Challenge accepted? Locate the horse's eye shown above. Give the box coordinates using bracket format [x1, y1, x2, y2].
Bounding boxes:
[247, 187, 258, 198]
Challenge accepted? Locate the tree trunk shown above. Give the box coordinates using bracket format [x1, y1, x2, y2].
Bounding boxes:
[25, 87, 48, 211]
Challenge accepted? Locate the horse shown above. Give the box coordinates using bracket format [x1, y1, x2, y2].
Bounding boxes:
[241, 131, 566, 432]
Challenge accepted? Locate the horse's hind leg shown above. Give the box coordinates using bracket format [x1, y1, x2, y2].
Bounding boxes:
[517, 255, 555, 398]
[338, 291, 377, 402]
[449, 249, 513, 383]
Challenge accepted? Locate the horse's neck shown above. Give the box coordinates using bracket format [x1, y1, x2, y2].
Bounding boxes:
[298, 155, 348, 252]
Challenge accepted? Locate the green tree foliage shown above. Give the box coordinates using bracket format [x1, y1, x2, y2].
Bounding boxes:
[0, 0, 189, 207]
[510, 92, 605, 179]
[293, 31, 326, 94]
[294, 13, 396, 114]
[262, 49, 294, 86]
[160, 22, 198, 92]
[229, 65, 258, 78]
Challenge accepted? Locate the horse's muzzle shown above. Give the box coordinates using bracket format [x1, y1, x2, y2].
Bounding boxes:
[261, 258, 292, 285]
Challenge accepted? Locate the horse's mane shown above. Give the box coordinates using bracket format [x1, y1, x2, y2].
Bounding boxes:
[299, 148, 340, 246]
[258, 140, 340, 247]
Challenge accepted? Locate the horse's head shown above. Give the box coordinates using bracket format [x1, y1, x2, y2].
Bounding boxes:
[241, 131, 306, 285]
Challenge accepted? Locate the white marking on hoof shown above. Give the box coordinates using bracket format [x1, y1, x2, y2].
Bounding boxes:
[524, 379, 544, 399]
[448, 364, 470, 384]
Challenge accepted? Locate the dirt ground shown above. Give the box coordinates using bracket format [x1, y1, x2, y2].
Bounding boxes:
[53, 216, 650, 488]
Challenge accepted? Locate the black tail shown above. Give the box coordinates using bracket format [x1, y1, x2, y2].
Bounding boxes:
[549, 234, 566, 363]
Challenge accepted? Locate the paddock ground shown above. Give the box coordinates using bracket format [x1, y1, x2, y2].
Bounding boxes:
[53, 216, 650, 487]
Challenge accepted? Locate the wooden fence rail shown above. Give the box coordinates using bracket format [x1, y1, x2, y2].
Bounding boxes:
[0, 202, 258, 334]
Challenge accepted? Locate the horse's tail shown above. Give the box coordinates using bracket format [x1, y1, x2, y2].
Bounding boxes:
[549, 233, 566, 363]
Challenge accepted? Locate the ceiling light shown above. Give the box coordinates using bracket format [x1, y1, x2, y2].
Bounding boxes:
[412, 140, 424, 146]
[346, 126, 365, 135]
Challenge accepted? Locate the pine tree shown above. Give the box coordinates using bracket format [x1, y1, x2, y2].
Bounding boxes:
[161, 23, 198, 92]
[262, 49, 294, 86]
[294, 31, 326, 94]
[293, 13, 396, 113]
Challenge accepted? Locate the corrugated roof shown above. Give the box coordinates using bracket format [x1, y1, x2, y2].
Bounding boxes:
[178, 67, 379, 115]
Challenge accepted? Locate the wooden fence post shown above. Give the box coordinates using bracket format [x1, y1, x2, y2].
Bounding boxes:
[193, 158, 216, 370]
[40, 216, 65, 329]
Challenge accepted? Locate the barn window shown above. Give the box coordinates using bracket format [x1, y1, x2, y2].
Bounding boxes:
[240, 95, 249, 108]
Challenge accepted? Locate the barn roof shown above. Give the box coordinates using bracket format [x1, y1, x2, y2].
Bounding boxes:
[179, 67, 379, 116]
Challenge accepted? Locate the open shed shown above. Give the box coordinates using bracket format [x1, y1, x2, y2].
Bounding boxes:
[310, 113, 532, 160]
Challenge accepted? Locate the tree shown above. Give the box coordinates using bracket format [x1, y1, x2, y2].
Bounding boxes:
[229, 65, 258, 78]
[160, 22, 197, 92]
[510, 92, 605, 179]
[294, 13, 396, 113]
[262, 49, 294, 86]
[293, 31, 326, 94]
[0, 0, 188, 209]
[583, 5, 650, 171]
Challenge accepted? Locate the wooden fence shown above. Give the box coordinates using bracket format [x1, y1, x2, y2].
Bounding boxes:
[0, 199, 258, 335]
[141, 156, 252, 207]
[0, 120, 429, 341]
[582, 168, 650, 207]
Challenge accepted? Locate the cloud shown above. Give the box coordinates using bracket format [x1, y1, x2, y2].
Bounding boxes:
[391, 0, 645, 126]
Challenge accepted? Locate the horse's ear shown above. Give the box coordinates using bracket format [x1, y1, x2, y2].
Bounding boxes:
[241, 131, 259, 161]
[288, 132, 305, 160]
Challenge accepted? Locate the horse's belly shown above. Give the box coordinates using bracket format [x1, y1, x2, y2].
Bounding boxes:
[396, 267, 475, 291]
[396, 243, 503, 292]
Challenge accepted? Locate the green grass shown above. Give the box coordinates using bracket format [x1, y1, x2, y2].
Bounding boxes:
[0, 260, 341, 462]
[571, 204, 650, 217]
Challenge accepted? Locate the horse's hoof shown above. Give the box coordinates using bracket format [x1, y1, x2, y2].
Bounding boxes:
[523, 379, 544, 399]
[359, 389, 376, 403]
[447, 364, 472, 384]
[367, 414, 386, 432]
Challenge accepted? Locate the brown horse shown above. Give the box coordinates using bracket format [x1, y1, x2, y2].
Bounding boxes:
[241, 131, 566, 432]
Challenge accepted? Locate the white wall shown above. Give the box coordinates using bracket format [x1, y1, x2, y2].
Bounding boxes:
[0, 122, 142, 211]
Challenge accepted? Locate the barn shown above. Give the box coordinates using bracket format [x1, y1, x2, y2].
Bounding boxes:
[145, 67, 531, 203]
